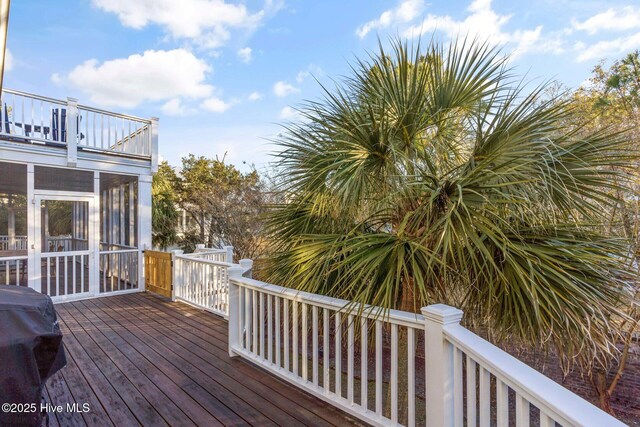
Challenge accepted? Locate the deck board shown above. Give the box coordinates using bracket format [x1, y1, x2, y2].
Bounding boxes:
[45, 292, 366, 427]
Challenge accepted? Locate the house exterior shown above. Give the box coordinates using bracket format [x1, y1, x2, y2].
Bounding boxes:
[0, 88, 157, 302]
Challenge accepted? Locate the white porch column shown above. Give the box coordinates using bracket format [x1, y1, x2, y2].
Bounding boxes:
[26, 164, 36, 290]
[92, 171, 100, 295]
[66, 97, 78, 167]
[138, 175, 152, 290]
[422, 304, 463, 427]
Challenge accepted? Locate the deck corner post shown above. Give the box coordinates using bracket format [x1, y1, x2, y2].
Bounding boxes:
[171, 249, 183, 301]
[422, 304, 463, 427]
[66, 97, 78, 167]
[224, 245, 234, 263]
[227, 266, 244, 358]
[150, 117, 159, 173]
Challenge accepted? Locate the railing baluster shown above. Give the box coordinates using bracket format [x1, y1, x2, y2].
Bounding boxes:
[454, 347, 464, 426]
[335, 311, 341, 397]
[302, 303, 308, 381]
[259, 292, 265, 359]
[407, 327, 415, 427]
[284, 298, 290, 371]
[347, 314, 354, 405]
[391, 323, 398, 424]
[497, 379, 509, 426]
[323, 308, 330, 392]
[293, 301, 299, 376]
[479, 367, 491, 427]
[275, 296, 281, 366]
[375, 319, 382, 417]
[312, 305, 318, 386]
[539, 414, 554, 427]
[252, 289, 258, 353]
[244, 288, 251, 351]
[267, 294, 273, 363]
[467, 357, 477, 427]
[360, 316, 368, 410]
[516, 394, 530, 427]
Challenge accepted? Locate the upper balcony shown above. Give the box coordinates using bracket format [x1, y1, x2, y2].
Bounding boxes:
[0, 88, 158, 173]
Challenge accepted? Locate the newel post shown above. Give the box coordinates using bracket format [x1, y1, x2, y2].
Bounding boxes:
[422, 304, 463, 427]
[224, 245, 234, 263]
[227, 266, 244, 357]
[150, 117, 159, 173]
[171, 250, 183, 301]
[66, 97, 78, 167]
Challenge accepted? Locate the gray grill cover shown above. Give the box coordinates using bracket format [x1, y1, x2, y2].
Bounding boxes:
[0, 285, 66, 426]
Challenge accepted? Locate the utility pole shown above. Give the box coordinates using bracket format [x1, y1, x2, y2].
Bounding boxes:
[0, 0, 10, 94]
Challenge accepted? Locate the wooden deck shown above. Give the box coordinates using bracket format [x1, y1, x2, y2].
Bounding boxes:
[46, 292, 365, 427]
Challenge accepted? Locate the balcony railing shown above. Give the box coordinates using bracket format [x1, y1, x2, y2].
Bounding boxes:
[0, 89, 158, 165]
[172, 247, 626, 427]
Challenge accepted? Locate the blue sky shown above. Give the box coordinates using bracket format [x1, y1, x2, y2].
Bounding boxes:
[4, 0, 640, 172]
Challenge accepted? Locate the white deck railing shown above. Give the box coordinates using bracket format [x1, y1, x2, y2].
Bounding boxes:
[172, 247, 236, 317]
[169, 247, 625, 426]
[0, 89, 156, 161]
[0, 235, 27, 251]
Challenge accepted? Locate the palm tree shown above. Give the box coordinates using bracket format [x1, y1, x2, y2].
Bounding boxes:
[266, 37, 636, 378]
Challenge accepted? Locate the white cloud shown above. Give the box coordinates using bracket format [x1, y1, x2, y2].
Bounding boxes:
[296, 64, 325, 83]
[575, 31, 640, 62]
[52, 49, 213, 109]
[402, 0, 557, 57]
[279, 106, 301, 120]
[92, 0, 280, 49]
[237, 47, 252, 63]
[356, 0, 424, 39]
[201, 96, 231, 113]
[273, 81, 299, 97]
[572, 6, 640, 35]
[248, 91, 263, 101]
[161, 98, 190, 116]
[4, 49, 13, 71]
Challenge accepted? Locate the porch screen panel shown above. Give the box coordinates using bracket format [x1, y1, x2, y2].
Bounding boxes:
[0, 162, 28, 286]
[100, 173, 139, 293]
[34, 166, 93, 192]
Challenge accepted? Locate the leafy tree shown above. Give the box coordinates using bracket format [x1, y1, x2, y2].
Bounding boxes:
[175, 154, 268, 260]
[152, 161, 179, 250]
[567, 52, 640, 413]
[266, 36, 636, 392]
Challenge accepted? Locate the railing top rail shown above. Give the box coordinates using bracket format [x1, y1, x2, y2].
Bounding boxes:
[1, 88, 152, 124]
[0, 255, 28, 261]
[230, 275, 425, 328]
[174, 254, 234, 268]
[2, 88, 67, 105]
[99, 248, 140, 254]
[77, 104, 152, 124]
[443, 324, 625, 427]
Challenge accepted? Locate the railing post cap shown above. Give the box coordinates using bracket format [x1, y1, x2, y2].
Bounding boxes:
[223, 245, 233, 250]
[421, 304, 463, 325]
[66, 96, 78, 103]
[172, 249, 184, 255]
[239, 259, 253, 267]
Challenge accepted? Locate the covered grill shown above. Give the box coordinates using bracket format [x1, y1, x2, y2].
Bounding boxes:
[0, 285, 66, 426]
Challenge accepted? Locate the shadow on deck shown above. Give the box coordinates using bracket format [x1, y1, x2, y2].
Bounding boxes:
[48, 292, 365, 427]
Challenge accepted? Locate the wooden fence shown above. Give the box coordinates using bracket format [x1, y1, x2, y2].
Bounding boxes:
[144, 250, 172, 298]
